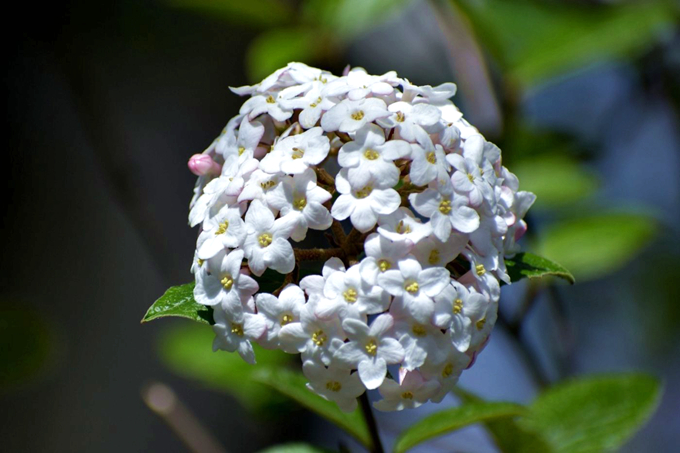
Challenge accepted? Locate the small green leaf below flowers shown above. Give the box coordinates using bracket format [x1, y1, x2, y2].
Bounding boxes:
[505, 252, 575, 285]
[258, 443, 330, 453]
[252, 367, 372, 450]
[519, 374, 662, 453]
[142, 282, 213, 325]
[394, 401, 527, 453]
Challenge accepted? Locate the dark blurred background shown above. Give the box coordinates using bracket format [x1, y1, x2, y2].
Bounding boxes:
[3, 0, 679, 452]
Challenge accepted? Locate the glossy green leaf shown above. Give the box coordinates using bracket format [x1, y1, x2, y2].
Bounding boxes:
[520, 374, 662, 453]
[142, 282, 213, 325]
[506, 252, 575, 285]
[513, 155, 599, 208]
[457, 0, 677, 87]
[164, 0, 294, 28]
[158, 323, 291, 412]
[394, 402, 527, 453]
[246, 28, 321, 83]
[539, 213, 657, 281]
[252, 367, 372, 449]
[258, 443, 330, 453]
[453, 388, 552, 453]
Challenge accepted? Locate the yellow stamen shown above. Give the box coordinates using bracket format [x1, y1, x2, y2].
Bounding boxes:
[197, 258, 204, 267]
[396, 111, 405, 122]
[293, 197, 307, 210]
[428, 249, 440, 265]
[442, 363, 454, 378]
[405, 281, 419, 293]
[312, 330, 327, 346]
[215, 220, 229, 235]
[363, 149, 379, 160]
[326, 381, 342, 392]
[231, 323, 244, 336]
[343, 288, 358, 303]
[476, 318, 486, 330]
[291, 147, 305, 159]
[453, 299, 463, 314]
[475, 264, 486, 276]
[281, 314, 293, 326]
[467, 173, 474, 182]
[238, 146, 245, 156]
[438, 200, 452, 214]
[265, 95, 275, 104]
[355, 186, 373, 199]
[310, 96, 322, 108]
[258, 233, 273, 248]
[365, 339, 378, 356]
[378, 259, 391, 272]
[426, 151, 436, 164]
[260, 180, 276, 190]
[351, 110, 365, 121]
[221, 275, 234, 290]
[401, 391, 414, 399]
[411, 324, 427, 337]
[396, 220, 411, 235]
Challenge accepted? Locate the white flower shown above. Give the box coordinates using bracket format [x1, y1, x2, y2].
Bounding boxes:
[409, 140, 450, 187]
[411, 234, 467, 269]
[196, 205, 247, 260]
[373, 369, 440, 412]
[279, 299, 345, 366]
[447, 153, 495, 207]
[358, 233, 412, 286]
[315, 263, 390, 321]
[323, 67, 399, 101]
[410, 187, 480, 240]
[320, 98, 391, 133]
[303, 361, 365, 412]
[394, 316, 449, 370]
[260, 127, 330, 175]
[212, 303, 266, 364]
[220, 117, 266, 164]
[279, 82, 337, 129]
[377, 257, 450, 324]
[379, 101, 442, 145]
[255, 284, 306, 350]
[193, 249, 259, 310]
[331, 169, 401, 232]
[240, 93, 293, 122]
[420, 346, 471, 403]
[376, 207, 432, 246]
[334, 314, 405, 389]
[299, 257, 346, 298]
[337, 123, 410, 188]
[237, 169, 282, 204]
[432, 281, 486, 352]
[401, 80, 457, 102]
[266, 169, 332, 241]
[242, 199, 295, 276]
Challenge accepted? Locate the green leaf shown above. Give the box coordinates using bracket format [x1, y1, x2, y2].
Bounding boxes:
[538, 213, 657, 281]
[252, 367, 372, 449]
[520, 374, 662, 453]
[164, 0, 294, 28]
[142, 282, 213, 325]
[258, 443, 330, 453]
[246, 28, 322, 83]
[513, 155, 599, 209]
[506, 252, 575, 285]
[394, 402, 527, 453]
[158, 323, 291, 412]
[457, 0, 678, 87]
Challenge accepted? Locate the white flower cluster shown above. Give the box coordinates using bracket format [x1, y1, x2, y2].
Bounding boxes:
[188, 63, 535, 412]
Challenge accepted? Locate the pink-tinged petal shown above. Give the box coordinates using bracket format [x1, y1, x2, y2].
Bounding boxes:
[324, 271, 346, 298]
[350, 203, 378, 232]
[331, 195, 355, 220]
[300, 275, 324, 295]
[188, 154, 221, 176]
[419, 267, 450, 297]
[264, 238, 295, 274]
[254, 293, 279, 317]
[358, 357, 387, 389]
[278, 323, 308, 352]
[377, 270, 405, 296]
[334, 342, 367, 368]
[236, 341, 256, 364]
[369, 313, 394, 337]
[243, 313, 266, 339]
[370, 189, 401, 216]
[238, 274, 259, 295]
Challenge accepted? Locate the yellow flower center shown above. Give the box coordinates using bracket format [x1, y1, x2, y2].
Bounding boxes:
[326, 381, 342, 392]
[215, 220, 229, 235]
[363, 149, 379, 160]
[231, 323, 244, 336]
[396, 220, 411, 235]
[428, 249, 440, 265]
[476, 318, 486, 330]
[343, 288, 358, 303]
[453, 298, 463, 314]
[293, 197, 307, 211]
[365, 339, 378, 356]
[312, 330, 327, 346]
[196, 258, 204, 267]
[351, 110, 365, 121]
[378, 259, 391, 272]
[396, 111, 405, 122]
[476, 264, 486, 276]
[260, 180, 276, 190]
[401, 391, 414, 400]
[291, 147, 305, 160]
[281, 314, 293, 326]
[442, 363, 454, 378]
[439, 200, 452, 214]
[221, 275, 234, 290]
[238, 146, 245, 156]
[265, 95, 275, 104]
[355, 186, 373, 199]
[411, 324, 427, 337]
[405, 281, 419, 293]
[258, 233, 273, 248]
[467, 173, 474, 182]
[426, 151, 436, 164]
[310, 96, 322, 108]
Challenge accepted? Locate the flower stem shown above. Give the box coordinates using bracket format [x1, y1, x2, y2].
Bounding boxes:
[294, 247, 344, 261]
[358, 392, 384, 453]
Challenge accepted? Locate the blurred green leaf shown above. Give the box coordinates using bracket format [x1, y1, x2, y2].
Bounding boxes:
[246, 28, 322, 83]
[506, 252, 575, 285]
[302, 0, 412, 41]
[253, 367, 372, 449]
[165, 0, 294, 28]
[142, 282, 213, 325]
[0, 305, 58, 391]
[457, 0, 678, 87]
[159, 323, 291, 412]
[513, 155, 599, 208]
[394, 402, 527, 453]
[259, 443, 330, 453]
[454, 388, 552, 453]
[519, 374, 662, 453]
[539, 213, 657, 281]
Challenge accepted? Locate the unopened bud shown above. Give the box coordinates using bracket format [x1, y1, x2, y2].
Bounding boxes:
[188, 154, 221, 176]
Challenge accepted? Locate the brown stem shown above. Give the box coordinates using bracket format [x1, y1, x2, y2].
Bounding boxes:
[294, 247, 344, 262]
[331, 220, 348, 244]
[315, 167, 336, 186]
[358, 393, 384, 453]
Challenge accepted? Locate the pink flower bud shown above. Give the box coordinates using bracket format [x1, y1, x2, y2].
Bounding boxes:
[188, 154, 221, 176]
[514, 220, 528, 241]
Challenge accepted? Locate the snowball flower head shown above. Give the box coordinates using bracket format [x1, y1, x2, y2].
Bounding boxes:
[187, 63, 535, 412]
